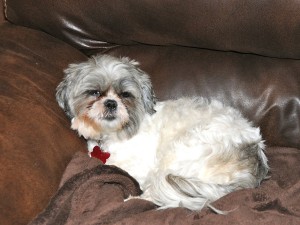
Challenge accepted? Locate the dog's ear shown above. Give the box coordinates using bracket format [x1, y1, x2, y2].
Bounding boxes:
[55, 64, 79, 119]
[137, 71, 157, 115]
[121, 57, 157, 115]
[56, 78, 72, 118]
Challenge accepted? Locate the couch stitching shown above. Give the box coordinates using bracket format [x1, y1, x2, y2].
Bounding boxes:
[3, 0, 7, 19]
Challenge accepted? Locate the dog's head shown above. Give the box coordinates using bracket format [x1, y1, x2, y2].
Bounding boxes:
[56, 55, 156, 140]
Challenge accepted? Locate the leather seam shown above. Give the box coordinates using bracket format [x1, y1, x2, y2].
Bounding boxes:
[3, 0, 7, 19]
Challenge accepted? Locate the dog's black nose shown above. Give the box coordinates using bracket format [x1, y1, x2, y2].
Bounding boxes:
[104, 99, 118, 111]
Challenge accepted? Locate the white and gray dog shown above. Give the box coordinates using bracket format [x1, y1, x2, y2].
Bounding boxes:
[56, 54, 268, 212]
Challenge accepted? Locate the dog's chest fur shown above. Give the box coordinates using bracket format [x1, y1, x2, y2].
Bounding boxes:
[104, 126, 159, 187]
[100, 104, 164, 187]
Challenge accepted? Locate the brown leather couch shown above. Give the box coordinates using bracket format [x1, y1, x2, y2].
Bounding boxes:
[1, 1, 299, 224]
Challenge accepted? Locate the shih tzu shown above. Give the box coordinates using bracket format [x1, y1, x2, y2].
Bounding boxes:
[56, 54, 268, 212]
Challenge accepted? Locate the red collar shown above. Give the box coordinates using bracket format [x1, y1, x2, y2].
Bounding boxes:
[90, 146, 110, 164]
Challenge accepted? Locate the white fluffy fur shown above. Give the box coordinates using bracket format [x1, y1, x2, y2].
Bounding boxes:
[56, 55, 269, 212]
[88, 98, 267, 210]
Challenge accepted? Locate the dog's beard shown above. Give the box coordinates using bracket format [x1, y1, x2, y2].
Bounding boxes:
[71, 96, 127, 139]
[70, 91, 145, 141]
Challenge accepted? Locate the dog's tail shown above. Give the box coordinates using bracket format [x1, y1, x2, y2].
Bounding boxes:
[146, 174, 238, 213]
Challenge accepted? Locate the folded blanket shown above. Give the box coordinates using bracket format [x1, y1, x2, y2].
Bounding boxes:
[29, 147, 300, 225]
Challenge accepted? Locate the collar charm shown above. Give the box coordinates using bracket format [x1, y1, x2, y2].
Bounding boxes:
[90, 146, 111, 164]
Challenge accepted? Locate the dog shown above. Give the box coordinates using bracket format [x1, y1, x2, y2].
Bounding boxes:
[56, 54, 269, 212]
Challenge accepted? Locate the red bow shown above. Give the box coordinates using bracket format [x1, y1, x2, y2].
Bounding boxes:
[91, 146, 111, 164]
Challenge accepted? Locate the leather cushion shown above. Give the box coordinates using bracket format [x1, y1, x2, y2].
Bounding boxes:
[0, 24, 87, 225]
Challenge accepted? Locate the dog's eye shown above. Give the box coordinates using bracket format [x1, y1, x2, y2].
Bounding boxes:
[87, 90, 102, 97]
[120, 92, 133, 98]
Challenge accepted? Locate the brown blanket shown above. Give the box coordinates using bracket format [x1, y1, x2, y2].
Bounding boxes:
[29, 147, 300, 225]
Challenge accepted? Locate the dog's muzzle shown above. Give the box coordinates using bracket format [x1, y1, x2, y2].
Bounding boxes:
[104, 99, 118, 120]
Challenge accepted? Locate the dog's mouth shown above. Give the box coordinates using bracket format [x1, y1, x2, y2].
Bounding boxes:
[104, 115, 116, 121]
[102, 111, 116, 121]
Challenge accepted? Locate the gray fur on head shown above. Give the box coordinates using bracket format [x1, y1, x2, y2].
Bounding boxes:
[56, 54, 156, 139]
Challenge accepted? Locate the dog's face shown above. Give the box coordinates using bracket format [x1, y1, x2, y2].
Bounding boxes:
[56, 55, 156, 140]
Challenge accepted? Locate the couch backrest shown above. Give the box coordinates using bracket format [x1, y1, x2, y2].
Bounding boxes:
[5, 0, 300, 59]
[3, 0, 300, 149]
